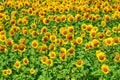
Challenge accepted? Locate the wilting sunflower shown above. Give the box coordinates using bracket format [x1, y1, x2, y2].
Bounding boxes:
[49, 51, 56, 59]
[41, 56, 48, 64]
[31, 40, 39, 49]
[76, 60, 83, 67]
[101, 64, 110, 75]
[23, 58, 29, 65]
[14, 60, 21, 69]
[30, 68, 35, 74]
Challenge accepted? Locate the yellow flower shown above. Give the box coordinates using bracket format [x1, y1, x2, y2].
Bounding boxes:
[46, 59, 53, 67]
[67, 47, 75, 55]
[76, 60, 83, 67]
[96, 52, 106, 62]
[6, 69, 12, 75]
[76, 37, 83, 44]
[23, 58, 29, 65]
[49, 51, 56, 59]
[5, 38, 14, 46]
[12, 44, 18, 51]
[101, 21, 106, 27]
[91, 39, 100, 48]
[49, 44, 56, 51]
[43, 18, 50, 25]
[67, 15, 74, 22]
[59, 53, 66, 61]
[2, 70, 8, 76]
[14, 60, 21, 69]
[30, 68, 35, 74]
[103, 37, 113, 46]
[41, 44, 47, 53]
[18, 44, 26, 53]
[31, 40, 39, 48]
[50, 35, 56, 42]
[97, 32, 104, 40]
[90, 31, 96, 38]
[67, 26, 74, 33]
[86, 24, 93, 32]
[114, 55, 120, 62]
[101, 64, 110, 75]
[60, 48, 66, 54]
[41, 56, 48, 64]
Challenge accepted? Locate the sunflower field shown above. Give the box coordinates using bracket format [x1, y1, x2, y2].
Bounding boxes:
[0, 0, 120, 80]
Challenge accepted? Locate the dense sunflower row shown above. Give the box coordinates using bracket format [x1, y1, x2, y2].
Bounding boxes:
[0, 0, 120, 80]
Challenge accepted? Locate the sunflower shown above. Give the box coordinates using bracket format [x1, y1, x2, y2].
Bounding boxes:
[67, 26, 74, 33]
[67, 47, 75, 55]
[101, 64, 110, 74]
[43, 18, 50, 25]
[2, 70, 8, 76]
[96, 52, 106, 62]
[6, 69, 12, 75]
[60, 47, 66, 54]
[50, 35, 56, 42]
[103, 37, 113, 46]
[5, 38, 14, 46]
[91, 39, 100, 48]
[101, 21, 106, 27]
[75, 14, 81, 21]
[55, 16, 61, 23]
[81, 23, 87, 31]
[41, 56, 48, 64]
[41, 26, 47, 33]
[41, 44, 47, 53]
[0, 45, 7, 52]
[49, 51, 56, 59]
[112, 27, 118, 33]
[105, 30, 111, 37]
[14, 60, 21, 69]
[86, 24, 93, 32]
[68, 15, 74, 22]
[71, 39, 77, 46]
[84, 42, 91, 51]
[60, 15, 66, 22]
[113, 37, 119, 45]
[90, 31, 96, 38]
[46, 59, 53, 67]
[30, 68, 35, 74]
[23, 58, 29, 65]
[76, 60, 83, 67]
[97, 32, 104, 40]
[76, 37, 83, 44]
[42, 36, 48, 43]
[0, 35, 6, 42]
[114, 55, 120, 62]
[19, 38, 26, 45]
[18, 44, 26, 53]
[12, 44, 18, 51]
[49, 44, 56, 51]
[66, 33, 74, 40]
[37, 30, 42, 35]
[59, 53, 66, 61]
[31, 23, 37, 28]
[31, 40, 39, 49]
[45, 32, 51, 38]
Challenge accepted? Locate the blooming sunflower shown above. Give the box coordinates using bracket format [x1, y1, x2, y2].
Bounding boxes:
[31, 40, 39, 49]
[23, 58, 29, 65]
[30, 68, 35, 74]
[76, 60, 83, 67]
[101, 64, 110, 74]
[14, 60, 21, 69]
